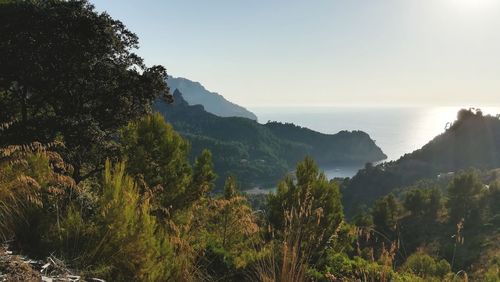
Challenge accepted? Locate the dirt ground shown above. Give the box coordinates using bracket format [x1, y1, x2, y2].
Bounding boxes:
[0, 248, 41, 281]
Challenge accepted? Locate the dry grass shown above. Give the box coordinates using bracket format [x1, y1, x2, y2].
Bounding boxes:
[253, 182, 338, 282]
[0, 135, 76, 240]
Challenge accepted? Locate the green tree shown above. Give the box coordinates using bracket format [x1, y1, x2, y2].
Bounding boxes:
[267, 157, 344, 263]
[372, 194, 401, 236]
[403, 189, 426, 216]
[401, 252, 451, 280]
[403, 187, 441, 218]
[120, 113, 192, 210]
[447, 171, 483, 224]
[197, 176, 259, 279]
[219, 177, 252, 249]
[485, 181, 500, 218]
[0, 0, 170, 182]
[224, 175, 238, 200]
[187, 149, 217, 203]
[80, 160, 174, 281]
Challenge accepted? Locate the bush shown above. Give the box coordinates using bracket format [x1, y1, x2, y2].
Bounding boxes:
[59, 161, 175, 281]
[401, 252, 451, 280]
[0, 142, 76, 253]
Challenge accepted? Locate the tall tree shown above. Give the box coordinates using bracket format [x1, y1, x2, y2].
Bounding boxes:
[120, 113, 192, 211]
[447, 171, 483, 224]
[267, 157, 345, 263]
[372, 194, 401, 236]
[0, 0, 171, 182]
[223, 175, 238, 200]
[187, 149, 216, 203]
[83, 160, 174, 281]
[403, 187, 441, 219]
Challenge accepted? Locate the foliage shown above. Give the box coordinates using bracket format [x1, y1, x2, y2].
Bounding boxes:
[120, 113, 192, 210]
[354, 170, 500, 280]
[403, 186, 441, 218]
[372, 194, 401, 236]
[155, 90, 386, 189]
[2, 117, 497, 281]
[1, 1, 498, 280]
[0, 140, 76, 252]
[189, 149, 217, 202]
[447, 170, 483, 224]
[0, 145, 45, 239]
[255, 158, 347, 281]
[343, 109, 500, 217]
[265, 121, 387, 165]
[485, 181, 500, 219]
[0, 0, 171, 182]
[197, 177, 260, 280]
[401, 252, 451, 280]
[60, 161, 175, 281]
[475, 255, 500, 282]
[267, 157, 344, 264]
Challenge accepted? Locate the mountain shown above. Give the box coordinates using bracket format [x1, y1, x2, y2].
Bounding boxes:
[167, 76, 258, 120]
[264, 122, 387, 166]
[154, 90, 386, 189]
[342, 109, 500, 216]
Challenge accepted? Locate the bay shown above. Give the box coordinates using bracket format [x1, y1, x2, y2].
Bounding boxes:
[250, 106, 500, 179]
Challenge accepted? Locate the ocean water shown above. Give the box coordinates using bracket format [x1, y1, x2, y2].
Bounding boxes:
[251, 106, 500, 179]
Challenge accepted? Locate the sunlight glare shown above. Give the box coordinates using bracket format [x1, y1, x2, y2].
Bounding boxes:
[450, 0, 498, 11]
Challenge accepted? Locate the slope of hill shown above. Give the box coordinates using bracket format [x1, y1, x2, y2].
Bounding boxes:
[342, 109, 500, 216]
[155, 90, 386, 189]
[167, 76, 258, 120]
[265, 122, 387, 166]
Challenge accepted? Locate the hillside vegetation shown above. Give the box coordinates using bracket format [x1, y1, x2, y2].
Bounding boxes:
[155, 90, 386, 188]
[0, 1, 497, 281]
[343, 109, 500, 216]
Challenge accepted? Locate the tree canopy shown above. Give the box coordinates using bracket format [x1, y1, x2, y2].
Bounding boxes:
[267, 157, 345, 264]
[0, 1, 498, 281]
[0, 0, 171, 182]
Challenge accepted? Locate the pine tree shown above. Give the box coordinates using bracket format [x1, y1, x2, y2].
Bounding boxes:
[84, 160, 174, 281]
[267, 157, 345, 264]
[224, 175, 238, 200]
[447, 171, 483, 224]
[372, 194, 401, 236]
[120, 113, 192, 211]
[186, 149, 216, 204]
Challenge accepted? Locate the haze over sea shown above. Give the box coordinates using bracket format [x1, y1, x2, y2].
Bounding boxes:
[251, 106, 500, 179]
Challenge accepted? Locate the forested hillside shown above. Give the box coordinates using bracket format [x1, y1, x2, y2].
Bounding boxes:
[343, 109, 500, 216]
[0, 1, 498, 281]
[348, 170, 500, 281]
[155, 90, 386, 188]
[265, 121, 386, 166]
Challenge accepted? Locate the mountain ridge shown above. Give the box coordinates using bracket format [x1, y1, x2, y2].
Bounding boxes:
[155, 90, 386, 188]
[342, 109, 500, 216]
[167, 76, 258, 120]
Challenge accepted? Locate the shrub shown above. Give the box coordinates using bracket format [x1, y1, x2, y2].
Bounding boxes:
[61, 161, 175, 281]
[401, 252, 451, 280]
[0, 142, 76, 252]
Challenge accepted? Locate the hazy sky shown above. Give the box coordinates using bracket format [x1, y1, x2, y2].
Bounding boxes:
[92, 0, 500, 107]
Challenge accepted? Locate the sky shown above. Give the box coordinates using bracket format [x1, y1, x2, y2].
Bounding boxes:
[91, 0, 500, 107]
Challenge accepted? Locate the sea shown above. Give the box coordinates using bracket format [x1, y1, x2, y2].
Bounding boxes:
[250, 106, 500, 180]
